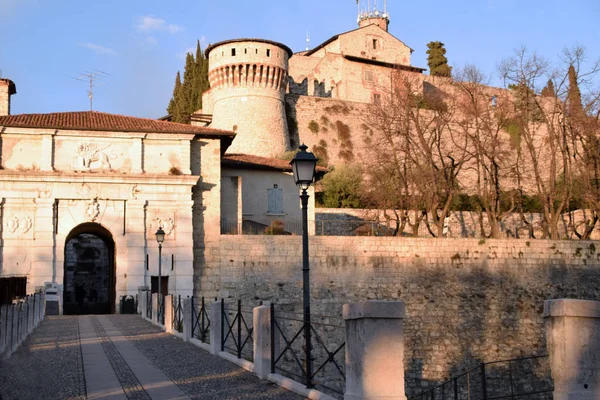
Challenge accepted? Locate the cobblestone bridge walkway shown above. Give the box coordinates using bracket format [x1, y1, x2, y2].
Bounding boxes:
[0, 315, 303, 400]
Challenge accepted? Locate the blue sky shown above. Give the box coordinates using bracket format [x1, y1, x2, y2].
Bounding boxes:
[0, 0, 598, 118]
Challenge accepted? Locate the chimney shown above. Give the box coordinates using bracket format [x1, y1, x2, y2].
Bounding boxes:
[0, 78, 17, 116]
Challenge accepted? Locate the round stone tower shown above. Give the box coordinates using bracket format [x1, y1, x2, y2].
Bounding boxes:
[205, 39, 293, 157]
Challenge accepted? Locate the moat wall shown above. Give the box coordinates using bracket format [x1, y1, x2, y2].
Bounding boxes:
[197, 236, 600, 394]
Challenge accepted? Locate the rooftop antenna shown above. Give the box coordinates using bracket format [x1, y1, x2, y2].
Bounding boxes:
[305, 31, 310, 51]
[70, 70, 111, 111]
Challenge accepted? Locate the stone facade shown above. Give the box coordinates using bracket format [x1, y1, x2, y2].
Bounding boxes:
[198, 235, 600, 395]
[0, 112, 230, 312]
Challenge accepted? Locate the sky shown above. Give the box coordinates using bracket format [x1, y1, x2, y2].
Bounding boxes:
[0, 0, 598, 119]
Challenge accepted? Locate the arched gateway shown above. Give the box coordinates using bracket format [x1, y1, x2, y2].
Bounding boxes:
[63, 223, 115, 314]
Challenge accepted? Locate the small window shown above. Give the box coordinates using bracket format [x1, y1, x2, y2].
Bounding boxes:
[364, 70, 374, 82]
[267, 49, 271, 57]
[373, 39, 379, 49]
[231, 48, 236, 56]
[256, 49, 258, 54]
[373, 93, 381, 104]
[245, 48, 247, 54]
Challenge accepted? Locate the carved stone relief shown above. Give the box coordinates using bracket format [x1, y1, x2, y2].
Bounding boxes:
[86, 199, 101, 222]
[3, 212, 35, 239]
[148, 209, 176, 239]
[72, 143, 119, 171]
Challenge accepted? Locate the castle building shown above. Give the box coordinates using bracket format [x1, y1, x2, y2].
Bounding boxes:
[0, 0, 432, 311]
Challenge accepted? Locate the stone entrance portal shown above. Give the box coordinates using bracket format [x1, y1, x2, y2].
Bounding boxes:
[63, 223, 115, 314]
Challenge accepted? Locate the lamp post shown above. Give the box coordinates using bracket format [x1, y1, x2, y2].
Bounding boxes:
[290, 144, 318, 388]
[155, 227, 165, 322]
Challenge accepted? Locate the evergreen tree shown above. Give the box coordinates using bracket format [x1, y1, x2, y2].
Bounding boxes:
[167, 71, 182, 118]
[541, 79, 555, 97]
[165, 41, 211, 123]
[567, 64, 583, 116]
[180, 52, 196, 119]
[426, 41, 452, 77]
[193, 40, 210, 110]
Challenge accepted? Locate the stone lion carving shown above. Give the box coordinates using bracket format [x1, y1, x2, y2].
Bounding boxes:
[75, 143, 118, 170]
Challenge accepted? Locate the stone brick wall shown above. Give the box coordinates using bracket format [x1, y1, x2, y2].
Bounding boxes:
[198, 235, 600, 395]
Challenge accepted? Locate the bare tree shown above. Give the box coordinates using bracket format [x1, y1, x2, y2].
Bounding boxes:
[453, 65, 516, 238]
[499, 47, 573, 239]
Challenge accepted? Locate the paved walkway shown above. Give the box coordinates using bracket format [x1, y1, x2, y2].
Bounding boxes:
[0, 315, 304, 400]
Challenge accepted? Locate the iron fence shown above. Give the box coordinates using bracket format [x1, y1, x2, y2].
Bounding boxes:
[221, 299, 254, 361]
[408, 355, 553, 400]
[157, 295, 165, 325]
[172, 295, 184, 333]
[145, 291, 152, 319]
[270, 304, 346, 398]
[191, 296, 211, 343]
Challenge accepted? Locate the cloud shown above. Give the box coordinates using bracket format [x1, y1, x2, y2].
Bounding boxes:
[79, 43, 118, 56]
[135, 15, 182, 34]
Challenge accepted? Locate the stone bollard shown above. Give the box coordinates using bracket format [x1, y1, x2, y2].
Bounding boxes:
[183, 297, 193, 341]
[253, 303, 271, 379]
[152, 293, 158, 325]
[140, 291, 148, 320]
[544, 299, 600, 400]
[209, 300, 222, 355]
[343, 301, 406, 400]
[164, 295, 173, 333]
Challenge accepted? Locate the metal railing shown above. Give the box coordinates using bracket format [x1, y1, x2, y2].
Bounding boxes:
[157, 295, 165, 325]
[221, 299, 254, 361]
[408, 355, 553, 400]
[191, 296, 211, 343]
[172, 295, 184, 333]
[270, 304, 346, 398]
[145, 291, 152, 319]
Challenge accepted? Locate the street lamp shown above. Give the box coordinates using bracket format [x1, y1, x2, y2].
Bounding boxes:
[290, 143, 318, 388]
[155, 227, 165, 323]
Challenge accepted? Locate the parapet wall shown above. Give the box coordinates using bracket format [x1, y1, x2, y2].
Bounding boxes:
[197, 235, 600, 395]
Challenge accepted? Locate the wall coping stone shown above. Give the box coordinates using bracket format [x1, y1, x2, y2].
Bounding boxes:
[543, 299, 600, 318]
[343, 300, 405, 320]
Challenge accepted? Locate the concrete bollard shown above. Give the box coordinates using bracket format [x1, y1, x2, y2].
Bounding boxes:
[152, 293, 158, 325]
[253, 304, 271, 379]
[544, 299, 600, 400]
[343, 301, 406, 400]
[183, 298, 193, 341]
[209, 300, 222, 355]
[164, 295, 173, 332]
[140, 290, 148, 320]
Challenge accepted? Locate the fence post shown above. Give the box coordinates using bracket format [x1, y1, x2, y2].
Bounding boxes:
[209, 299, 222, 355]
[183, 297, 193, 341]
[343, 301, 406, 400]
[253, 302, 271, 379]
[164, 295, 174, 332]
[11, 304, 19, 354]
[544, 299, 600, 400]
[152, 293, 158, 325]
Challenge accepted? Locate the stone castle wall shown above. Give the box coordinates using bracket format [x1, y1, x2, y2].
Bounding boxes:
[197, 235, 600, 395]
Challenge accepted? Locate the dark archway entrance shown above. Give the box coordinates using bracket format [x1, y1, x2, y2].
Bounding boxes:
[63, 223, 115, 314]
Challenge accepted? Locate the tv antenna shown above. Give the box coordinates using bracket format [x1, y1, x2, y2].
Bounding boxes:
[70, 70, 111, 111]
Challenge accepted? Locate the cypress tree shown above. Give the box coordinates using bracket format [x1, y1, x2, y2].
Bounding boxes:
[426, 41, 452, 77]
[179, 52, 196, 121]
[567, 64, 583, 116]
[165, 41, 211, 123]
[541, 79, 555, 97]
[193, 40, 210, 110]
[167, 71, 182, 117]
